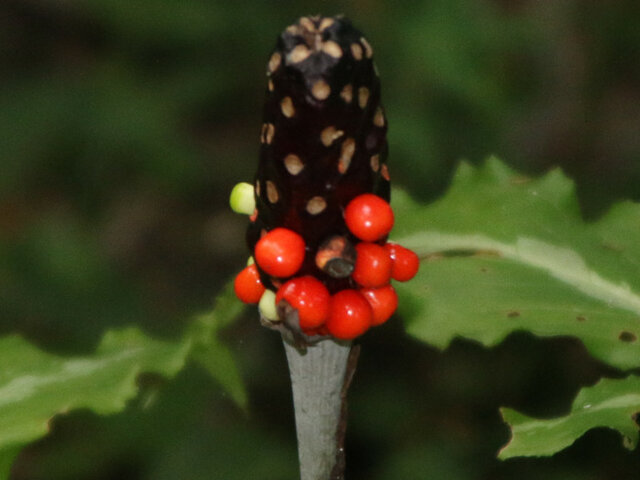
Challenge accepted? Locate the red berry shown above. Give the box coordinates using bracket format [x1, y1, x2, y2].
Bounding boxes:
[361, 285, 398, 326]
[344, 194, 394, 242]
[234, 264, 265, 304]
[385, 243, 420, 281]
[326, 289, 373, 340]
[255, 228, 306, 278]
[276, 276, 331, 329]
[352, 242, 393, 288]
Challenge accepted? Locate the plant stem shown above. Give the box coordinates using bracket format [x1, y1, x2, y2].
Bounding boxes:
[283, 337, 359, 480]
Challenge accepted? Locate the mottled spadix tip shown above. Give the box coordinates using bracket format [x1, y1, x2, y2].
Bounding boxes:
[267, 15, 377, 102]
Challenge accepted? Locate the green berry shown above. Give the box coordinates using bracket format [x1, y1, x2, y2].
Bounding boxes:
[258, 289, 279, 321]
[229, 182, 256, 215]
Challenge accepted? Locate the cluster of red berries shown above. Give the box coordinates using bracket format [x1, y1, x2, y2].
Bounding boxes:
[234, 193, 419, 340]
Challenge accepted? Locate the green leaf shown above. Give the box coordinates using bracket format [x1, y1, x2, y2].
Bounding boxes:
[0, 282, 246, 478]
[189, 281, 248, 409]
[499, 376, 640, 458]
[0, 327, 190, 476]
[392, 157, 640, 457]
[393, 158, 640, 370]
[0, 448, 20, 480]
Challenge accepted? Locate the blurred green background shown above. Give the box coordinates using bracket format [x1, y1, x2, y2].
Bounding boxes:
[1, 0, 639, 478]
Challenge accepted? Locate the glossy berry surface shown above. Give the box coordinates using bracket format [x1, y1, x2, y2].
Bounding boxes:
[276, 276, 331, 329]
[326, 289, 373, 340]
[344, 194, 394, 242]
[352, 242, 393, 288]
[234, 264, 265, 304]
[385, 242, 420, 281]
[255, 228, 306, 278]
[361, 285, 398, 326]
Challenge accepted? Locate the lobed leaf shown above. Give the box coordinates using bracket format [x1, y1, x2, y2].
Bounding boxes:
[392, 158, 640, 457]
[499, 376, 640, 458]
[393, 158, 640, 369]
[0, 283, 245, 478]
